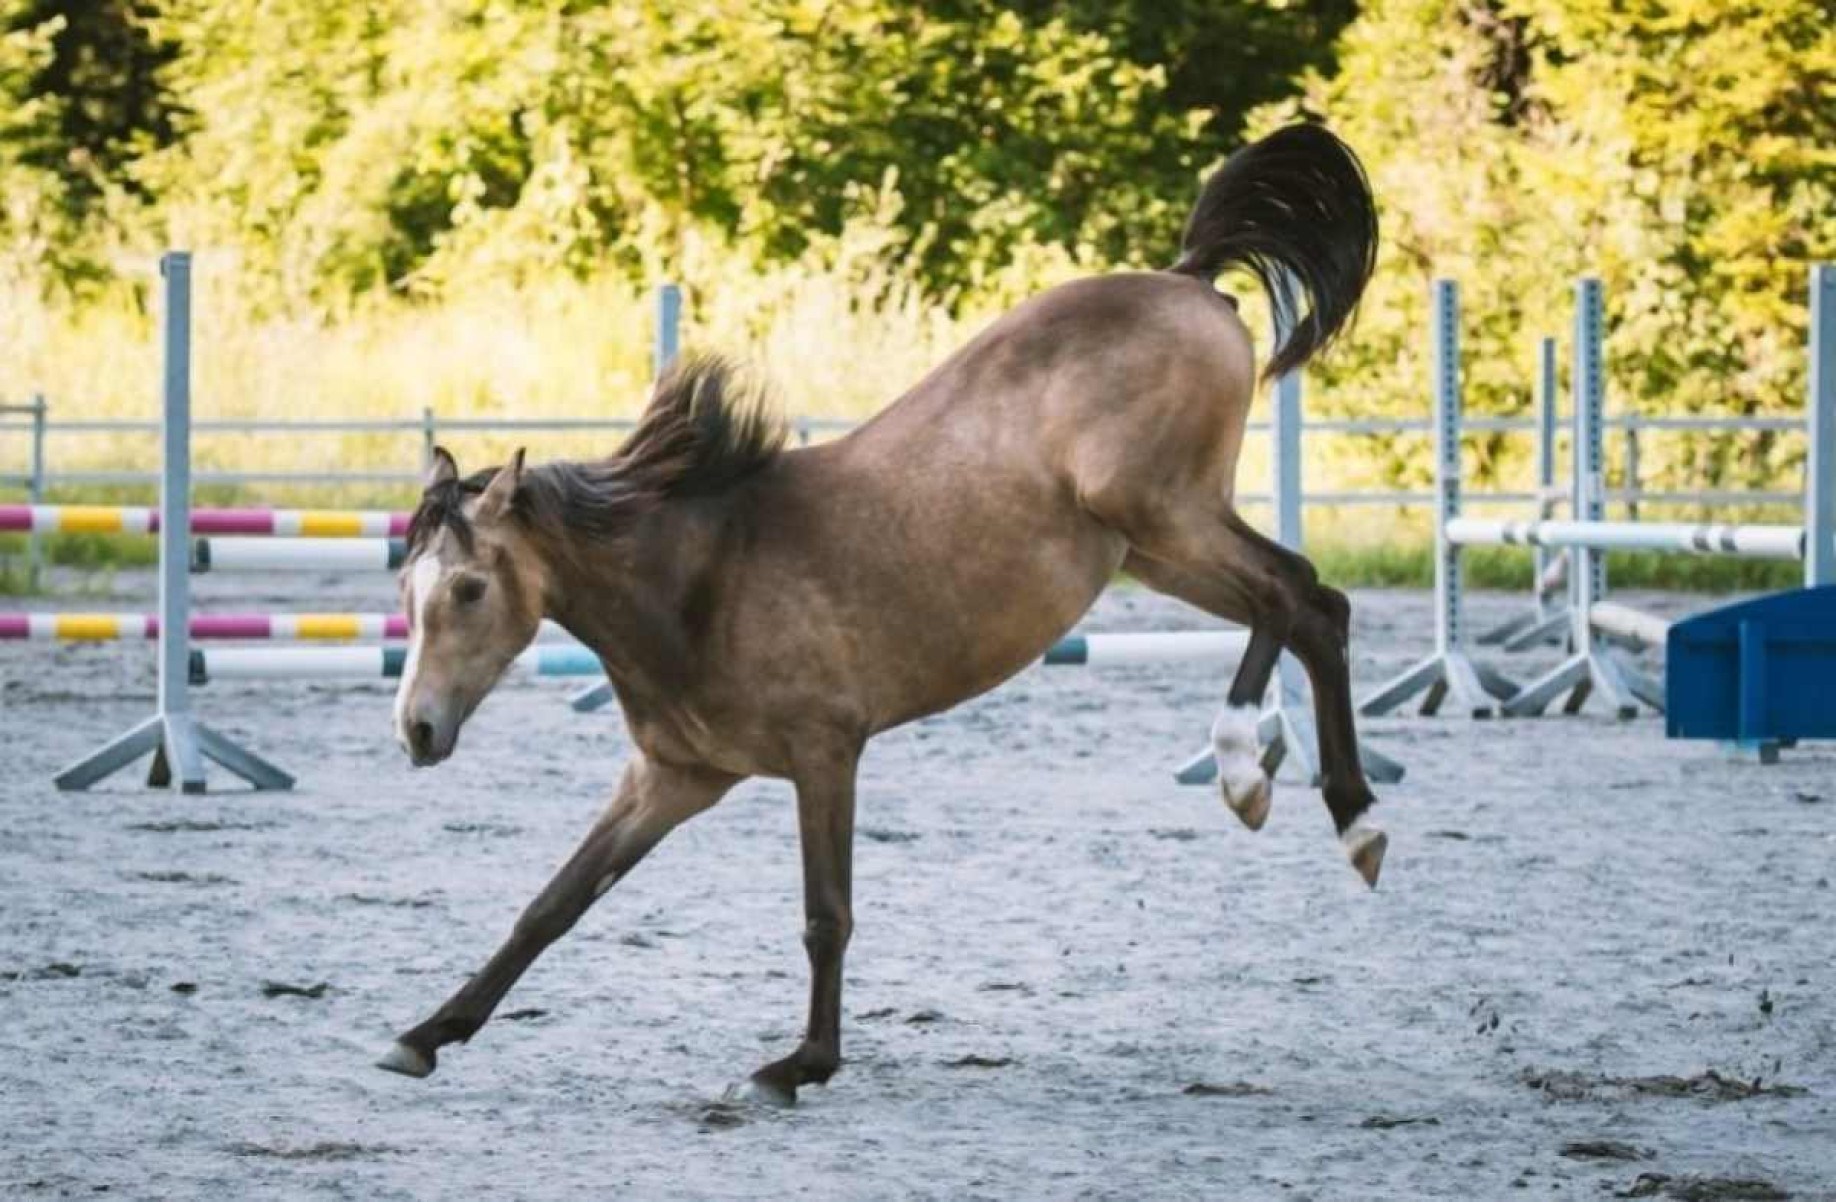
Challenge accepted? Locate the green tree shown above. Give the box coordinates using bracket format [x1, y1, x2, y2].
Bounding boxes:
[5, 0, 180, 208]
[138, 0, 1213, 305]
[1258, 0, 1835, 496]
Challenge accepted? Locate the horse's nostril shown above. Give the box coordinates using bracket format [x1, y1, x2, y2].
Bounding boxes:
[408, 720, 435, 756]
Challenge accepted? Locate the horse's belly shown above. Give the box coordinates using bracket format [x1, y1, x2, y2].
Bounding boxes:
[860, 519, 1127, 731]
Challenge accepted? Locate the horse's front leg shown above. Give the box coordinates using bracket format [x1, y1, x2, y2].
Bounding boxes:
[377, 755, 737, 1078]
[733, 746, 859, 1106]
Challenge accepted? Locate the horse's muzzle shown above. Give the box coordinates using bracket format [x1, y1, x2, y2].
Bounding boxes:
[403, 716, 456, 767]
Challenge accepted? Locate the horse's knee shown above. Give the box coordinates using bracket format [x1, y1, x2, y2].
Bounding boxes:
[802, 913, 853, 959]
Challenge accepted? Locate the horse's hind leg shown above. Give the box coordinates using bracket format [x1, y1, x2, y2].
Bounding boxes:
[1125, 551, 1280, 831]
[376, 755, 737, 1078]
[1122, 512, 1385, 886]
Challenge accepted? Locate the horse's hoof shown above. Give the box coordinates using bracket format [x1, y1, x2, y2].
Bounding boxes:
[1222, 773, 1271, 831]
[375, 1040, 435, 1079]
[1210, 704, 1269, 831]
[724, 1075, 796, 1109]
[1343, 825, 1388, 889]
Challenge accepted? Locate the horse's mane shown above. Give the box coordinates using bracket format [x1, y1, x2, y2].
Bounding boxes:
[405, 353, 788, 554]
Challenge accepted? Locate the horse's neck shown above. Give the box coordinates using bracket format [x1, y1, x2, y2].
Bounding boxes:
[536, 506, 708, 703]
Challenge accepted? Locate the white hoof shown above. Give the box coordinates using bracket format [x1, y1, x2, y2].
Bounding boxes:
[375, 1040, 434, 1079]
[1223, 773, 1271, 831]
[1210, 704, 1270, 831]
[1342, 824, 1388, 889]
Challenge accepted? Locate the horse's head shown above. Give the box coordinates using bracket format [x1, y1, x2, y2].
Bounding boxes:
[394, 446, 547, 766]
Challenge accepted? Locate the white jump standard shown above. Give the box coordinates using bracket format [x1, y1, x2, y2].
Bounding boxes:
[1359, 279, 1519, 719]
[1372, 263, 1834, 729]
[54, 253, 293, 793]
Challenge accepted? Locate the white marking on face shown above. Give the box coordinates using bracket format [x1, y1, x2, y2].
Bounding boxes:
[393, 552, 443, 748]
[1209, 702, 1265, 805]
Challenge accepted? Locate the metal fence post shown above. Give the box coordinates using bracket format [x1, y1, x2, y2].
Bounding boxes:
[572, 280, 685, 715]
[654, 283, 682, 378]
[1808, 263, 1834, 588]
[420, 406, 437, 472]
[1624, 421, 1641, 520]
[28, 391, 46, 590]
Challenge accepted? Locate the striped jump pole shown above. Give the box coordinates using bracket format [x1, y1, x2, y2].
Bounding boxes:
[1446, 518, 1805, 559]
[0, 612, 583, 642]
[191, 537, 407, 572]
[55, 251, 293, 793]
[0, 504, 408, 537]
[1, 612, 409, 640]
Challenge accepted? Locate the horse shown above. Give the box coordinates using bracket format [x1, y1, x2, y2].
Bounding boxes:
[376, 122, 1383, 1105]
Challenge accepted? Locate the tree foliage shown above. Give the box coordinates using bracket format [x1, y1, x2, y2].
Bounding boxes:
[1270, 0, 1834, 493]
[61, 0, 1339, 306]
[1, 0, 1830, 508]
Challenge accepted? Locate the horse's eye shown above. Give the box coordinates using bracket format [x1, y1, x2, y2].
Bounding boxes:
[452, 575, 487, 607]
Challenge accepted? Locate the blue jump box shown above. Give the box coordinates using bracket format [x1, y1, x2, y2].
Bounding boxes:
[1666, 586, 1836, 749]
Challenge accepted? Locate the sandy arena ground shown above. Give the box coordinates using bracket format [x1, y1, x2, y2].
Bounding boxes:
[2, 571, 1832, 1201]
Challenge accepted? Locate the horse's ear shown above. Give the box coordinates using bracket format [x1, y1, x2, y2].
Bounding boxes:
[425, 445, 459, 489]
[476, 447, 525, 520]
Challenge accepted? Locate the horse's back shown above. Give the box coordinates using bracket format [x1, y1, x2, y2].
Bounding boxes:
[850, 270, 1257, 492]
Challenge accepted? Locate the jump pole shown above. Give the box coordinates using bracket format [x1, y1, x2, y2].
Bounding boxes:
[1500, 277, 1655, 718]
[1359, 279, 1518, 719]
[0, 504, 409, 536]
[0, 612, 579, 641]
[1176, 280, 1404, 787]
[188, 631, 1255, 684]
[190, 536, 407, 572]
[572, 282, 680, 713]
[54, 252, 293, 793]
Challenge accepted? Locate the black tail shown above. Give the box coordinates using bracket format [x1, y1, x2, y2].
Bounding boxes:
[1170, 123, 1378, 381]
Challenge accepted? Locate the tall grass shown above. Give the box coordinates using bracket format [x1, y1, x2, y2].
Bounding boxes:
[0, 227, 1020, 492]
